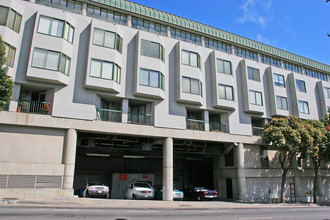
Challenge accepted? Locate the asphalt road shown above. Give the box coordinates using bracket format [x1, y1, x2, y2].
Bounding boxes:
[0, 206, 329, 220]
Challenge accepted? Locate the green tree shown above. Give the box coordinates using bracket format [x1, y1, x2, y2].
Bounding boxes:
[302, 119, 327, 203]
[261, 116, 312, 203]
[0, 35, 14, 111]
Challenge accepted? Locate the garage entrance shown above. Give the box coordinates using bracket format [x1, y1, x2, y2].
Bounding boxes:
[73, 132, 226, 199]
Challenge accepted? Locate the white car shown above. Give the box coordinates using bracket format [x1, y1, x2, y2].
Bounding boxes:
[82, 182, 110, 199]
[125, 182, 154, 200]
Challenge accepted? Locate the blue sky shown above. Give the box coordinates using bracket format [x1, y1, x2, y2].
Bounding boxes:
[130, 0, 330, 66]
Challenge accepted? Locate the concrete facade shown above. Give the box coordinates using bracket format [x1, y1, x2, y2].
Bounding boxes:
[0, 0, 329, 202]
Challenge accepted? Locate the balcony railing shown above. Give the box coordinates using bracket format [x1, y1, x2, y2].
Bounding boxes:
[253, 126, 264, 136]
[17, 100, 51, 115]
[209, 122, 228, 133]
[186, 119, 205, 131]
[128, 112, 152, 125]
[96, 108, 122, 122]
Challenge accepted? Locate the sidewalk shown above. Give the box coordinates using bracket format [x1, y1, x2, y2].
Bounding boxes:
[0, 197, 321, 209]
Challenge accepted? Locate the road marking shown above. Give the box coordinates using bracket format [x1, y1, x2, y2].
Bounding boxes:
[52, 209, 103, 213]
[200, 210, 230, 213]
[239, 217, 273, 220]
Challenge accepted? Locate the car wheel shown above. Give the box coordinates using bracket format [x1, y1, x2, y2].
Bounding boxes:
[133, 194, 136, 200]
[105, 193, 109, 199]
[197, 196, 201, 201]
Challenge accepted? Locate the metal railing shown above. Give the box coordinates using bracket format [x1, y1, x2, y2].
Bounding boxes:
[128, 112, 152, 125]
[252, 126, 264, 136]
[186, 119, 205, 131]
[17, 100, 51, 115]
[96, 108, 122, 122]
[209, 122, 228, 133]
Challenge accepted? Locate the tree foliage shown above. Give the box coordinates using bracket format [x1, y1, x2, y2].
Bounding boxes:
[261, 116, 312, 203]
[0, 35, 14, 111]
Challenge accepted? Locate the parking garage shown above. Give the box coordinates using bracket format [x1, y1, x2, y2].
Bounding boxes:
[73, 132, 231, 199]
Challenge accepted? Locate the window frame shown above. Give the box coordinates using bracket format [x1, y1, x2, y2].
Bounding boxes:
[89, 58, 121, 84]
[0, 6, 22, 33]
[296, 79, 306, 93]
[92, 28, 122, 53]
[181, 50, 200, 68]
[276, 96, 288, 110]
[273, 73, 285, 87]
[325, 87, 330, 99]
[140, 39, 164, 61]
[249, 90, 263, 106]
[182, 76, 202, 96]
[4, 43, 16, 67]
[139, 68, 164, 90]
[218, 84, 234, 101]
[247, 66, 260, 82]
[217, 58, 232, 75]
[298, 100, 309, 114]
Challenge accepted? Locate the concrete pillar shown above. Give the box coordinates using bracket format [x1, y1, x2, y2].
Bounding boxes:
[201, 36, 205, 47]
[9, 84, 21, 112]
[127, 15, 132, 27]
[163, 137, 173, 201]
[204, 110, 209, 131]
[235, 143, 247, 201]
[293, 176, 300, 201]
[166, 26, 171, 38]
[63, 128, 77, 190]
[121, 98, 129, 123]
[81, 3, 87, 16]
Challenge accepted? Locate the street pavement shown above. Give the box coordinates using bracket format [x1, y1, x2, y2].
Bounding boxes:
[0, 196, 325, 210]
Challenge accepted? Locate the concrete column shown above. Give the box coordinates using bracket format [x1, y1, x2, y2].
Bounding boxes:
[204, 110, 209, 131]
[81, 3, 87, 16]
[121, 98, 129, 123]
[235, 143, 247, 201]
[63, 129, 77, 190]
[201, 36, 205, 47]
[127, 15, 132, 27]
[166, 26, 171, 38]
[163, 137, 173, 201]
[9, 84, 21, 112]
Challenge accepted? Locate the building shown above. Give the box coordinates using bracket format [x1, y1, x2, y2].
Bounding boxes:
[0, 0, 329, 202]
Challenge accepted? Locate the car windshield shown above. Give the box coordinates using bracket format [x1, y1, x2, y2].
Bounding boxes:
[134, 182, 151, 188]
[89, 182, 104, 186]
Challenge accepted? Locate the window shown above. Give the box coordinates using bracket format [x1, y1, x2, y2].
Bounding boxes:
[87, 5, 127, 25]
[204, 37, 231, 53]
[182, 50, 200, 68]
[276, 96, 288, 110]
[140, 39, 164, 61]
[296, 79, 306, 93]
[299, 101, 309, 114]
[247, 67, 260, 81]
[139, 68, 164, 90]
[170, 27, 202, 45]
[304, 68, 328, 82]
[89, 59, 121, 84]
[218, 84, 233, 101]
[234, 46, 258, 61]
[260, 54, 281, 68]
[35, 0, 82, 14]
[325, 87, 330, 98]
[217, 59, 231, 75]
[182, 76, 202, 95]
[0, 6, 22, 33]
[38, 15, 74, 43]
[132, 17, 167, 36]
[273, 73, 285, 87]
[32, 48, 71, 75]
[4, 43, 16, 67]
[93, 28, 122, 53]
[283, 61, 302, 74]
[249, 90, 263, 106]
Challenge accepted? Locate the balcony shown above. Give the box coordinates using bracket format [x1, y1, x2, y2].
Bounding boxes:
[96, 108, 122, 123]
[128, 112, 152, 125]
[17, 100, 51, 115]
[252, 126, 264, 136]
[209, 122, 228, 133]
[186, 119, 205, 131]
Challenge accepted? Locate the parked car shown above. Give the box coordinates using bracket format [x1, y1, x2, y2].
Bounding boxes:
[125, 182, 154, 200]
[82, 182, 110, 199]
[184, 186, 218, 201]
[154, 185, 184, 201]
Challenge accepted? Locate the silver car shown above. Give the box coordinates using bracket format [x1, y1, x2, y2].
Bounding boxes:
[82, 182, 110, 199]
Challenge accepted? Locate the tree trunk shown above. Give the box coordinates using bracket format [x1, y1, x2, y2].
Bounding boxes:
[280, 168, 288, 203]
[313, 164, 319, 203]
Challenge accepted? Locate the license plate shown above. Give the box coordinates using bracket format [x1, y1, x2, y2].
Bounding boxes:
[98, 190, 102, 193]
